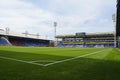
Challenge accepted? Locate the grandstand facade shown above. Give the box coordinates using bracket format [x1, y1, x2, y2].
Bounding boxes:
[56, 32, 114, 48]
[0, 29, 50, 46]
[117, 0, 120, 48]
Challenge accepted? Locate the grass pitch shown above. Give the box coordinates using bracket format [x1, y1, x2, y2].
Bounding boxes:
[0, 47, 120, 80]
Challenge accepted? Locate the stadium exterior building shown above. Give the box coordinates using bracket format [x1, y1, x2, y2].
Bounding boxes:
[56, 32, 114, 48]
[0, 28, 50, 46]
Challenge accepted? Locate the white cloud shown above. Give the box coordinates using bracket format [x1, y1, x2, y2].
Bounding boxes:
[0, 0, 56, 35]
[99, 19, 109, 24]
[0, 0, 116, 39]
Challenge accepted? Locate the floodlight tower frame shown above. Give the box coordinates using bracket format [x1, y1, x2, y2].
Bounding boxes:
[54, 22, 57, 46]
[112, 14, 117, 48]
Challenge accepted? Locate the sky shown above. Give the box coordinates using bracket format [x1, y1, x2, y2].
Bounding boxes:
[0, 0, 116, 39]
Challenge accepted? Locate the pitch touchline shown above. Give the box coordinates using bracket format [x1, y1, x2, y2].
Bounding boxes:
[44, 49, 107, 66]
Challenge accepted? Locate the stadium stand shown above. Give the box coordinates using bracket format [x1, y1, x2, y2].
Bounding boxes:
[0, 29, 50, 47]
[56, 32, 115, 48]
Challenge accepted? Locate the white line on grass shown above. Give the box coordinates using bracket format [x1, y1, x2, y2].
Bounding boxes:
[0, 49, 108, 67]
[0, 56, 45, 66]
[29, 60, 56, 63]
[44, 49, 107, 66]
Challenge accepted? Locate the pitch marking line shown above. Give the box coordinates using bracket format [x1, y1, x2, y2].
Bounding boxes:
[0, 56, 45, 66]
[0, 49, 107, 67]
[44, 49, 107, 66]
[29, 60, 56, 63]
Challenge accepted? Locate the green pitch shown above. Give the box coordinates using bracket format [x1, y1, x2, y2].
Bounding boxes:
[0, 46, 120, 80]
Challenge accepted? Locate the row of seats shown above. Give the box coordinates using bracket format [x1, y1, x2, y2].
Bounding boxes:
[57, 44, 115, 48]
[10, 40, 25, 46]
[0, 40, 8, 45]
[9, 39, 49, 47]
[21, 41, 48, 46]
[0, 37, 49, 47]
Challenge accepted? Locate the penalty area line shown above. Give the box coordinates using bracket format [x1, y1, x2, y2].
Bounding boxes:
[44, 49, 108, 66]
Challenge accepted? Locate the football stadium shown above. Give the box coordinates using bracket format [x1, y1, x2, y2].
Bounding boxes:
[0, 0, 120, 80]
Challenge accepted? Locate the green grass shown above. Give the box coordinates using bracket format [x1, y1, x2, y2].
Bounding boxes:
[0, 46, 120, 80]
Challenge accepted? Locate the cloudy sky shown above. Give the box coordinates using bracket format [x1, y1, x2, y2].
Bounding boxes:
[0, 0, 116, 39]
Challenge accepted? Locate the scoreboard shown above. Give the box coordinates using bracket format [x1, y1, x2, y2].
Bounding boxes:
[76, 32, 86, 37]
